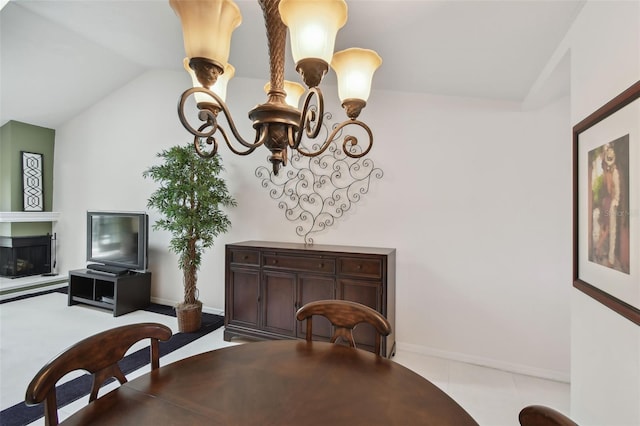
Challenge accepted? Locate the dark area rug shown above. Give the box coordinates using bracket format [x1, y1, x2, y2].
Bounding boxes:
[0, 286, 224, 426]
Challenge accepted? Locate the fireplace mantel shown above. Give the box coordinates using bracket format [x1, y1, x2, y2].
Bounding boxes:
[0, 212, 60, 223]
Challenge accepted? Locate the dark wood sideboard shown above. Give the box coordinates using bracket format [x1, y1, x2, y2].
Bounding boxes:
[224, 241, 396, 357]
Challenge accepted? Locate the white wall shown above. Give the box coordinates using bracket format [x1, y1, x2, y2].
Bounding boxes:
[362, 89, 572, 380]
[53, 64, 571, 380]
[567, 1, 640, 425]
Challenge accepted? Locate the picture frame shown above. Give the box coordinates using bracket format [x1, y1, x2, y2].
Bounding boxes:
[21, 151, 44, 212]
[573, 80, 640, 326]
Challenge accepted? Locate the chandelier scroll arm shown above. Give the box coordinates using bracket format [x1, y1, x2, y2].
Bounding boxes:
[335, 119, 374, 159]
[178, 87, 267, 151]
[294, 117, 374, 159]
[302, 87, 325, 140]
[289, 87, 325, 150]
[193, 122, 219, 159]
[193, 121, 265, 158]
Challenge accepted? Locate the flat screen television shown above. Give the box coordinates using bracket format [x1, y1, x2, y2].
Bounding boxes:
[86, 211, 149, 272]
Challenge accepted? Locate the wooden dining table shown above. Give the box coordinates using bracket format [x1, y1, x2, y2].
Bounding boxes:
[61, 339, 478, 425]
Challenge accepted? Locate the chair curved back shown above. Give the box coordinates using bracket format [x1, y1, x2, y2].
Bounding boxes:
[296, 300, 391, 356]
[25, 322, 172, 426]
[519, 405, 578, 426]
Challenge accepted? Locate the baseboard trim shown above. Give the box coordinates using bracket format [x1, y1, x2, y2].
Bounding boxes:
[396, 341, 570, 383]
[0, 278, 67, 301]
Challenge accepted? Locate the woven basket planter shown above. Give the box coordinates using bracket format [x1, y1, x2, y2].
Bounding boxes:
[176, 302, 202, 333]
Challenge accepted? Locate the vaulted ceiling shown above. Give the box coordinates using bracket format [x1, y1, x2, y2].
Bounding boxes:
[0, 0, 584, 129]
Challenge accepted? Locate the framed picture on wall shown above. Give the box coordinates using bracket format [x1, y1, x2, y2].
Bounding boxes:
[573, 80, 640, 326]
[21, 151, 44, 212]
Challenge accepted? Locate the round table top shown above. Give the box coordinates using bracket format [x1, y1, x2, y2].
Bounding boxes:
[63, 340, 478, 425]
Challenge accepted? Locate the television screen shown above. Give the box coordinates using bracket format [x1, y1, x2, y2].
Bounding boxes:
[86, 211, 148, 272]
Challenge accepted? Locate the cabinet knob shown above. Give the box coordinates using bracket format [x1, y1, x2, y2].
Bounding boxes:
[318, 263, 324, 268]
[243, 255, 249, 260]
[272, 260, 278, 265]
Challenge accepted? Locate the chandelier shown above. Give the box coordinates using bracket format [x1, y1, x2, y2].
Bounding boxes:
[170, 0, 382, 175]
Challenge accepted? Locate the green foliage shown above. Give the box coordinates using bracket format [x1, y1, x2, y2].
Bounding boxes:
[592, 174, 603, 205]
[143, 144, 237, 305]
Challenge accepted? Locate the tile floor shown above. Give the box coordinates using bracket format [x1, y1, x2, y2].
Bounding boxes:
[0, 285, 570, 426]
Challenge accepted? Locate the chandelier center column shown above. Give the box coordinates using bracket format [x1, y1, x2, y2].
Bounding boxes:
[260, 0, 286, 103]
[250, 0, 302, 174]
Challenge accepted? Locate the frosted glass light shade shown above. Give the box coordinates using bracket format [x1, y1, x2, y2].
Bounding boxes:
[264, 80, 306, 108]
[279, 0, 347, 64]
[331, 48, 382, 102]
[170, 0, 242, 66]
[211, 63, 235, 102]
[184, 58, 235, 105]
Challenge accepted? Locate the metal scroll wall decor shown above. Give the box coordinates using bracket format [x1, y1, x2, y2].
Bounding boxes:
[255, 110, 383, 245]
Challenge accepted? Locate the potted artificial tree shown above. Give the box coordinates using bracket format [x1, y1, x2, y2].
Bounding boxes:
[143, 143, 236, 332]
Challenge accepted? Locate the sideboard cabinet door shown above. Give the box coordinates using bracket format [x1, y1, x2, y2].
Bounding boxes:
[297, 274, 335, 340]
[226, 267, 260, 328]
[338, 279, 383, 354]
[224, 248, 261, 341]
[262, 270, 297, 337]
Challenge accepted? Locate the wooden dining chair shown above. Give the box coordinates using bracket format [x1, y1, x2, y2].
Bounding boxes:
[519, 405, 578, 426]
[25, 322, 172, 426]
[296, 299, 391, 356]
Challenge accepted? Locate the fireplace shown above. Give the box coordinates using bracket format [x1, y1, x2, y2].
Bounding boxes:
[0, 235, 51, 278]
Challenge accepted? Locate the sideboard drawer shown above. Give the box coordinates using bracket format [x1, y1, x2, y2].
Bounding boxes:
[338, 257, 383, 279]
[230, 249, 260, 266]
[263, 254, 336, 274]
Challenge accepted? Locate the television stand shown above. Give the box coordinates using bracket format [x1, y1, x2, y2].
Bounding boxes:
[68, 269, 151, 317]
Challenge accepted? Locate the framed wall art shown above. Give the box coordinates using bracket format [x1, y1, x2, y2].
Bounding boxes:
[21, 151, 44, 212]
[573, 80, 640, 325]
